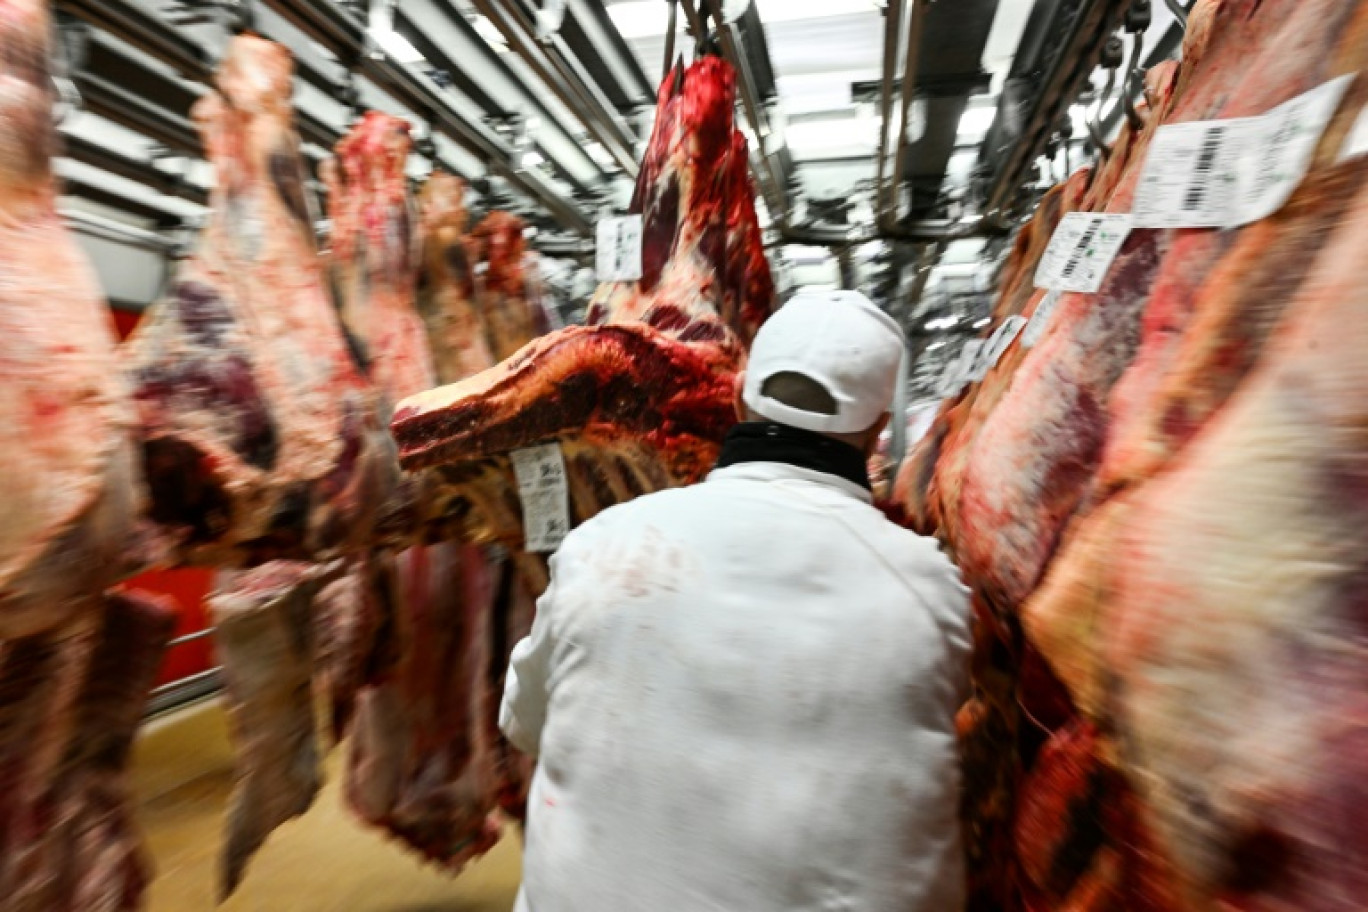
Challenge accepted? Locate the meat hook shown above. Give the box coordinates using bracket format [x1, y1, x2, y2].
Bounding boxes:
[1087, 36, 1123, 160]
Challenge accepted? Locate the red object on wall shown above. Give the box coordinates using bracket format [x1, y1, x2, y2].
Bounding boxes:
[110, 305, 217, 690]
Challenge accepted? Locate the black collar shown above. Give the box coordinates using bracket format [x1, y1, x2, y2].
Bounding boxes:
[714, 422, 872, 492]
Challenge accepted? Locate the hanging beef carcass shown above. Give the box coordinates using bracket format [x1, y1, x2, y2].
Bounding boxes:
[391, 54, 774, 539]
[211, 561, 337, 898]
[124, 34, 391, 566]
[0, 589, 174, 912]
[1025, 163, 1368, 912]
[323, 112, 436, 412]
[0, 0, 143, 640]
[418, 173, 496, 384]
[319, 111, 512, 869]
[472, 211, 540, 363]
[951, 0, 1360, 611]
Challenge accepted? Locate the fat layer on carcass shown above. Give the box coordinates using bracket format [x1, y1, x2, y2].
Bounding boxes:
[0, 0, 143, 640]
[124, 35, 390, 566]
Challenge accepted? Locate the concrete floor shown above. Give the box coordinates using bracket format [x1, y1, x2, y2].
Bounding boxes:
[134, 700, 523, 912]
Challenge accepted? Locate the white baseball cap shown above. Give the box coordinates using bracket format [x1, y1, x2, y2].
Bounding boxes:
[743, 289, 905, 435]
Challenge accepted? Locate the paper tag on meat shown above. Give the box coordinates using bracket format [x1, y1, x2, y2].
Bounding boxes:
[1234, 74, 1352, 225]
[596, 216, 643, 282]
[1034, 213, 1133, 293]
[1337, 102, 1368, 163]
[1021, 289, 1064, 350]
[1132, 118, 1248, 228]
[1133, 76, 1351, 228]
[980, 315, 1028, 374]
[511, 443, 571, 553]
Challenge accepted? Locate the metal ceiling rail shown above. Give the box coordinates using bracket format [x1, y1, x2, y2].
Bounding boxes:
[363, 51, 595, 234]
[981, 0, 1127, 216]
[881, 0, 928, 231]
[55, 0, 212, 81]
[468, 0, 639, 177]
[394, 5, 599, 192]
[874, 0, 903, 221]
[260, 0, 596, 235]
[61, 133, 209, 206]
[75, 73, 201, 155]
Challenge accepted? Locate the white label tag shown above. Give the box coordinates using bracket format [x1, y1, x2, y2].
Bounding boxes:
[1133, 119, 1246, 228]
[953, 339, 986, 385]
[1022, 289, 1064, 350]
[1133, 76, 1352, 229]
[1234, 75, 1352, 225]
[980, 315, 1028, 373]
[510, 443, 570, 553]
[1337, 102, 1368, 162]
[1034, 213, 1134, 293]
[595, 215, 643, 282]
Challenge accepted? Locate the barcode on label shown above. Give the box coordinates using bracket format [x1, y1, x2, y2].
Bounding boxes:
[1061, 221, 1102, 280]
[1184, 124, 1226, 212]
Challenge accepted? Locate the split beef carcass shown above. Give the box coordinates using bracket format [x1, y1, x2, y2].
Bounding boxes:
[321, 113, 512, 868]
[952, 0, 1358, 611]
[1027, 163, 1368, 912]
[0, 589, 175, 912]
[392, 54, 774, 536]
[0, 0, 143, 640]
[417, 173, 496, 384]
[323, 111, 436, 412]
[211, 562, 338, 898]
[124, 34, 391, 566]
[472, 211, 540, 363]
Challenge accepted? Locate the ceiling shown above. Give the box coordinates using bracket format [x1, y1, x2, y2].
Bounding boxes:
[54, 0, 1188, 390]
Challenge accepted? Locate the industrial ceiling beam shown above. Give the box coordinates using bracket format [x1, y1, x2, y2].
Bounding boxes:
[55, 0, 211, 81]
[979, 0, 1127, 216]
[468, 0, 639, 177]
[61, 133, 209, 207]
[259, 0, 595, 235]
[874, 0, 903, 221]
[881, 0, 928, 231]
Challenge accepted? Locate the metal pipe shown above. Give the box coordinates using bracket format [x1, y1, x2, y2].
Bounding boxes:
[61, 208, 181, 252]
[1162, 0, 1188, 31]
[55, 0, 211, 80]
[873, 0, 903, 220]
[470, 0, 639, 176]
[883, 0, 928, 230]
[678, 0, 706, 52]
[663, 0, 679, 82]
[779, 214, 1008, 246]
[167, 627, 216, 648]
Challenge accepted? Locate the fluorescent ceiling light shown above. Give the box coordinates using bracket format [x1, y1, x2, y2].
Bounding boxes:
[522, 150, 546, 168]
[784, 116, 878, 156]
[926, 339, 948, 351]
[372, 28, 425, 64]
[585, 141, 615, 167]
[607, 0, 878, 40]
[973, 317, 990, 328]
[471, 14, 509, 50]
[924, 315, 959, 331]
[956, 105, 997, 141]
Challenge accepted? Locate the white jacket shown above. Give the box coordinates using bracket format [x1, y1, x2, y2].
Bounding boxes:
[501, 460, 972, 912]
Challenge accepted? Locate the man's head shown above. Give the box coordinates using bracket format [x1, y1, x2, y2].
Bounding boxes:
[736, 289, 905, 457]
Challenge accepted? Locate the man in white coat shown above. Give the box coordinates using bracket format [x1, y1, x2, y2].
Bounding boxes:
[500, 289, 972, 912]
